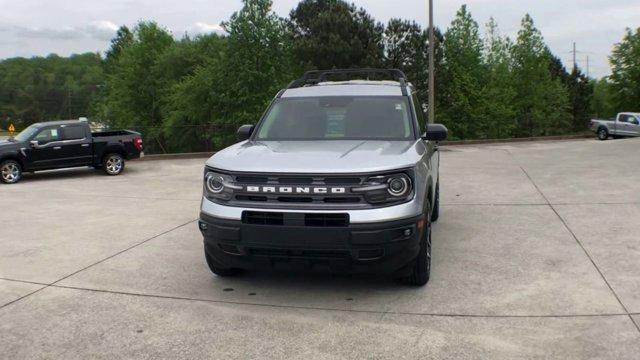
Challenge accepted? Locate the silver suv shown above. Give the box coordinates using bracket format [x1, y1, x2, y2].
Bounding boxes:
[199, 69, 448, 285]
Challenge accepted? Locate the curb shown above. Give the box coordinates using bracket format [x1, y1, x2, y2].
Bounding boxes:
[137, 134, 595, 161]
[442, 134, 593, 146]
[138, 152, 214, 161]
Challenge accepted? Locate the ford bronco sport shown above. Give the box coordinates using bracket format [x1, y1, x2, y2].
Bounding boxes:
[199, 69, 447, 285]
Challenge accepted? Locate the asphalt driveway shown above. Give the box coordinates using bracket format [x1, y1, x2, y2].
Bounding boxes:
[1, 138, 639, 359]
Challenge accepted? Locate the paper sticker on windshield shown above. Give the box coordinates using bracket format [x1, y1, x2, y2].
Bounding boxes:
[395, 104, 402, 110]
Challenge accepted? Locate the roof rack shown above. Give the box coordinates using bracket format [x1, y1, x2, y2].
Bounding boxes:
[284, 68, 409, 96]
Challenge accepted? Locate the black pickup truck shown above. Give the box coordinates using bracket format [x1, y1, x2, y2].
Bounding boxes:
[0, 120, 142, 184]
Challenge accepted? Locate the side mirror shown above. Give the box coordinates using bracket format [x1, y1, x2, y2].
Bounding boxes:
[237, 125, 255, 141]
[422, 123, 448, 142]
[29, 140, 39, 149]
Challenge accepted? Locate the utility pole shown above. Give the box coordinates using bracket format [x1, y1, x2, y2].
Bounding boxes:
[428, 0, 435, 124]
[67, 86, 72, 119]
[572, 42, 577, 70]
[586, 56, 590, 78]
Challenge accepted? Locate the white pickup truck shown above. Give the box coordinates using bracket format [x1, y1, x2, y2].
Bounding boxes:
[590, 113, 640, 140]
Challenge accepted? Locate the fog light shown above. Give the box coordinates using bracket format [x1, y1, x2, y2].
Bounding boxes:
[199, 221, 208, 231]
[404, 228, 412, 237]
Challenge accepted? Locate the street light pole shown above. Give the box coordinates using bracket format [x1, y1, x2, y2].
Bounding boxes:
[428, 0, 435, 124]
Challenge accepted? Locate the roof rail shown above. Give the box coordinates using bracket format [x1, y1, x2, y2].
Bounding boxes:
[286, 68, 409, 96]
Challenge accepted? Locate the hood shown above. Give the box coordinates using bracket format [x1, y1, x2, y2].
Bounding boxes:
[206, 140, 425, 174]
[0, 139, 19, 149]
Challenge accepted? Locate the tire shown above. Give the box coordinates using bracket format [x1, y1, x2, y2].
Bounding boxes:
[406, 203, 432, 286]
[1, 160, 22, 184]
[102, 153, 125, 176]
[597, 128, 609, 141]
[204, 247, 242, 277]
[431, 182, 440, 222]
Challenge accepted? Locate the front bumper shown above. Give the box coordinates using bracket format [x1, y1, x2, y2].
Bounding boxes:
[200, 212, 424, 275]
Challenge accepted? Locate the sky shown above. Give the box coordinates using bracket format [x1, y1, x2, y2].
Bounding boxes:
[0, 0, 638, 78]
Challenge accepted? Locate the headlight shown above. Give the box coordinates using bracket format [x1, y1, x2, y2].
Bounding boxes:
[355, 172, 414, 204]
[203, 170, 238, 201]
[205, 173, 225, 194]
[387, 175, 410, 197]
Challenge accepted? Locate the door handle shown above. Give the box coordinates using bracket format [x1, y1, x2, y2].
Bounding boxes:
[53, 146, 62, 150]
[81, 144, 90, 147]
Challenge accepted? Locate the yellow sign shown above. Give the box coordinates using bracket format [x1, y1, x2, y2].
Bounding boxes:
[8, 124, 15, 134]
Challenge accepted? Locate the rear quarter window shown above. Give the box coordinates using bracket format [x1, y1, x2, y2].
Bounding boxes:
[63, 126, 86, 140]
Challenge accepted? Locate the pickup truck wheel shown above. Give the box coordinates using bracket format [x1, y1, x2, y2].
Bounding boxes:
[405, 203, 432, 286]
[204, 247, 242, 277]
[103, 153, 125, 176]
[597, 128, 609, 141]
[1, 160, 22, 184]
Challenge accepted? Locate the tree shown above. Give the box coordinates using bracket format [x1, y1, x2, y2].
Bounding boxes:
[511, 14, 570, 137]
[160, 34, 228, 152]
[591, 78, 616, 119]
[609, 27, 640, 111]
[166, 0, 293, 151]
[383, 19, 444, 112]
[97, 22, 175, 151]
[104, 26, 133, 72]
[0, 53, 103, 127]
[566, 67, 593, 131]
[479, 17, 516, 138]
[438, 5, 486, 139]
[289, 0, 384, 70]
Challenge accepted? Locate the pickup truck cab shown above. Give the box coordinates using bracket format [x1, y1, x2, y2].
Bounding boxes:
[199, 69, 448, 286]
[590, 113, 640, 140]
[0, 120, 142, 184]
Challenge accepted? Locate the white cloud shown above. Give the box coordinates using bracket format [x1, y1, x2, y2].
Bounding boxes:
[2, 20, 119, 42]
[190, 22, 226, 35]
[87, 20, 119, 41]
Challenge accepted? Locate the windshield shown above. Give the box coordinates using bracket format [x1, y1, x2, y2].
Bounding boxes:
[13, 125, 40, 142]
[255, 96, 414, 141]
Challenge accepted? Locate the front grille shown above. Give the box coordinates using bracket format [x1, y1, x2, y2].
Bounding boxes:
[242, 211, 284, 226]
[230, 174, 368, 209]
[248, 248, 350, 260]
[305, 213, 349, 227]
[242, 211, 349, 227]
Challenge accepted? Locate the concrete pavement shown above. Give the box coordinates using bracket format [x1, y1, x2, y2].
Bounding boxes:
[1, 138, 639, 359]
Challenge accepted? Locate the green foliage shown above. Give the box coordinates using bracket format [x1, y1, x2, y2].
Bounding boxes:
[567, 67, 593, 130]
[609, 27, 640, 112]
[219, 0, 294, 125]
[0, 53, 103, 129]
[480, 18, 516, 138]
[383, 19, 444, 111]
[591, 78, 617, 119]
[166, 0, 292, 152]
[289, 0, 384, 70]
[511, 15, 570, 137]
[2, 1, 635, 152]
[438, 5, 486, 139]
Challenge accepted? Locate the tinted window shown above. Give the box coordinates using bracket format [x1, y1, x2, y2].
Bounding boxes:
[619, 115, 629, 123]
[63, 126, 85, 140]
[14, 125, 39, 142]
[34, 127, 61, 145]
[256, 96, 414, 141]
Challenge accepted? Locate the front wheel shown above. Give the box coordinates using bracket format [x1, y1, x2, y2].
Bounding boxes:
[597, 128, 609, 141]
[103, 153, 125, 176]
[405, 202, 432, 286]
[1, 160, 22, 184]
[431, 182, 440, 222]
